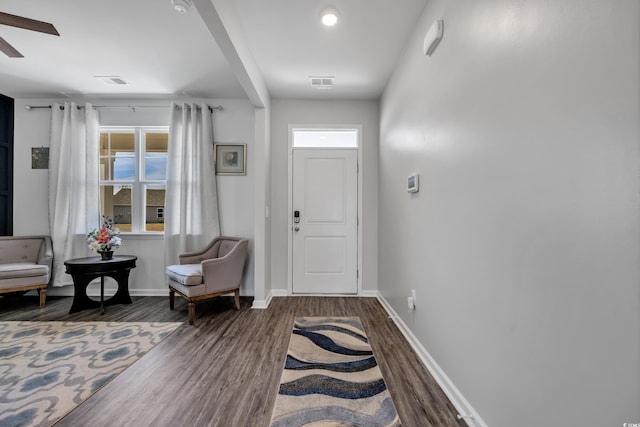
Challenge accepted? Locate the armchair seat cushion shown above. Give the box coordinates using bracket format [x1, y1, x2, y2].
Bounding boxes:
[0, 236, 52, 308]
[0, 263, 49, 279]
[166, 264, 203, 286]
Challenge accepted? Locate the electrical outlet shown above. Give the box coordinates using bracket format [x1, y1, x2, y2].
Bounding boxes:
[411, 289, 417, 305]
[407, 296, 415, 310]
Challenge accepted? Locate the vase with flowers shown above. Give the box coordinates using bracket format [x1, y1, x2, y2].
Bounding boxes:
[87, 216, 122, 260]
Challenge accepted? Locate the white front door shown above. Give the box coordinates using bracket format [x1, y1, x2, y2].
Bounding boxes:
[292, 149, 358, 294]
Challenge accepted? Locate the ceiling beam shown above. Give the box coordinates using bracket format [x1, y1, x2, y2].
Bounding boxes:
[193, 0, 270, 108]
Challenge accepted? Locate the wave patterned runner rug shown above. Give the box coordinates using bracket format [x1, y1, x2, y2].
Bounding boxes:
[270, 317, 401, 427]
[0, 321, 181, 427]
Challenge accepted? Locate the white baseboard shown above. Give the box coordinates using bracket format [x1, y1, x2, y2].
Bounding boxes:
[252, 289, 376, 305]
[253, 289, 288, 308]
[252, 291, 272, 309]
[271, 289, 288, 297]
[360, 290, 378, 297]
[376, 294, 487, 427]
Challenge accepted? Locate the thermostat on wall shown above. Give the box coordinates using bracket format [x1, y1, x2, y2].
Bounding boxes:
[407, 174, 419, 193]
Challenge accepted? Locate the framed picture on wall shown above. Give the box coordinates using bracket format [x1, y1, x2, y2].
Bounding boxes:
[31, 147, 49, 169]
[214, 143, 246, 175]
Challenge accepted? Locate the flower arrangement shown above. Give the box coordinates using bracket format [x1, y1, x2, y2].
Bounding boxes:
[87, 216, 122, 253]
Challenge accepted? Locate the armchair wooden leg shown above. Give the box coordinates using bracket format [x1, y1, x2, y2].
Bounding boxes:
[169, 289, 175, 310]
[234, 289, 240, 310]
[188, 302, 195, 325]
[38, 288, 47, 308]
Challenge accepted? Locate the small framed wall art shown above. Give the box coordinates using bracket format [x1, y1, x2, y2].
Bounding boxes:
[31, 147, 49, 169]
[214, 143, 246, 175]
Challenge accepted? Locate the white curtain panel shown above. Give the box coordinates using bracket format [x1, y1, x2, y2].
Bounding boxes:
[48, 102, 100, 286]
[164, 103, 220, 267]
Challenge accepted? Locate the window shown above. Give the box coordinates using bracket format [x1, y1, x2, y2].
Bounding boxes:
[292, 128, 359, 148]
[99, 127, 168, 233]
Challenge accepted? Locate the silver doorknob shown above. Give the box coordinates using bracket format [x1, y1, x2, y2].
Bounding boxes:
[294, 227, 300, 232]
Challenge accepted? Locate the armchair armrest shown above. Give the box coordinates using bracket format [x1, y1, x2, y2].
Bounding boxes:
[38, 236, 53, 266]
[179, 238, 222, 265]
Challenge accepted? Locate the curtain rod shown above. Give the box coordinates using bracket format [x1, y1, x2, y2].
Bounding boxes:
[25, 104, 224, 113]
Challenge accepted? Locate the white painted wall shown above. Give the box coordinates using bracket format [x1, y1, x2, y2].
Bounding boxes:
[13, 97, 256, 296]
[379, 1, 640, 426]
[270, 99, 379, 293]
[197, 0, 273, 308]
[252, 107, 272, 305]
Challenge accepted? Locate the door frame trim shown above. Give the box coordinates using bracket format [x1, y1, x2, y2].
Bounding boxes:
[287, 124, 363, 296]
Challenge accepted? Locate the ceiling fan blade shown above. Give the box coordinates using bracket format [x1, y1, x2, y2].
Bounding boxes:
[0, 36, 23, 58]
[0, 12, 59, 36]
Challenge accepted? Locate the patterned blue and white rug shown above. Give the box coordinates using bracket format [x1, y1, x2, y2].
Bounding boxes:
[0, 321, 181, 427]
[270, 317, 401, 427]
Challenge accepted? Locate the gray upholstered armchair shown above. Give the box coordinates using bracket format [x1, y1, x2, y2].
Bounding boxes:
[0, 235, 53, 308]
[166, 236, 248, 324]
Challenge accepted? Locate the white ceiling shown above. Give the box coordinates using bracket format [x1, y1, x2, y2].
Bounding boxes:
[0, 0, 426, 100]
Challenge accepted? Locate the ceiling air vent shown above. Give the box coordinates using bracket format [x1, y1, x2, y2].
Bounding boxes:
[309, 76, 334, 89]
[95, 76, 128, 85]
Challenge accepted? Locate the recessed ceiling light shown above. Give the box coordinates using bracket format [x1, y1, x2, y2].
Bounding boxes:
[320, 8, 339, 27]
[171, 0, 192, 13]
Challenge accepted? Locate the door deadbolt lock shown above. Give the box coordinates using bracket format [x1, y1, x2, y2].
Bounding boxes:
[294, 210, 300, 223]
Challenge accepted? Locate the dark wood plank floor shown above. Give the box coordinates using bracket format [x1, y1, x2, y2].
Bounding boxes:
[0, 294, 466, 427]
